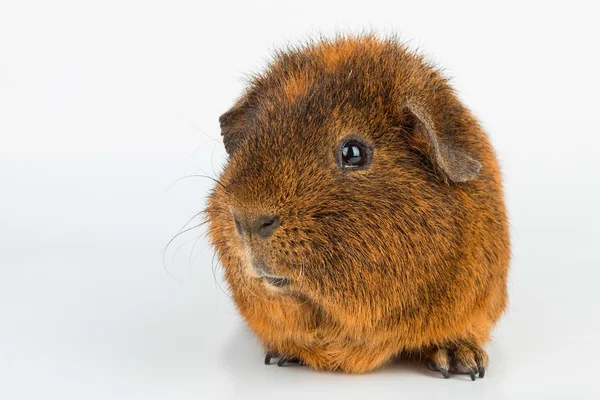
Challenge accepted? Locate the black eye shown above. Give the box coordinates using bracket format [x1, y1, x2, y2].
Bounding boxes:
[340, 139, 370, 169]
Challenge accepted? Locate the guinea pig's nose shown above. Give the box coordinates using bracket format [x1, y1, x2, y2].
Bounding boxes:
[255, 215, 281, 238]
[233, 213, 280, 239]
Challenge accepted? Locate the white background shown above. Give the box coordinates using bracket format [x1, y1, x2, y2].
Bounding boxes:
[1, 1, 599, 399]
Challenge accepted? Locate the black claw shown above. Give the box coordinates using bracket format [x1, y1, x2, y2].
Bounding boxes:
[469, 368, 477, 381]
[427, 360, 449, 379]
[264, 351, 278, 365]
[440, 367, 450, 379]
[272, 356, 302, 367]
[474, 353, 485, 378]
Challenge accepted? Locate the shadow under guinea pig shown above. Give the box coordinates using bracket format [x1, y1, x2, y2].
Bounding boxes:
[219, 326, 450, 392]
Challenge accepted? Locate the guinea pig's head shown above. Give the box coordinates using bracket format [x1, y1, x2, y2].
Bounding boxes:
[207, 36, 483, 305]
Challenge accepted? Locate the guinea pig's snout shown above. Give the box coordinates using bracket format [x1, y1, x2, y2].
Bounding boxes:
[233, 212, 280, 239]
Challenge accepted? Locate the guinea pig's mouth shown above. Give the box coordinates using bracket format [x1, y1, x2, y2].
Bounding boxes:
[260, 275, 291, 288]
[249, 258, 291, 288]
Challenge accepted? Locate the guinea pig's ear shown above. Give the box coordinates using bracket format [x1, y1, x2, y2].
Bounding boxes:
[402, 102, 481, 183]
[219, 95, 251, 155]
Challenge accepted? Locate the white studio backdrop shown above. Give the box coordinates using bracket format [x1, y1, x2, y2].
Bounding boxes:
[0, 1, 598, 399]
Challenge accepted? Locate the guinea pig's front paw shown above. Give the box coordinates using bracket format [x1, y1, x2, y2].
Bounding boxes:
[426, 340, 488, 381]
[264, 351, 304, 367]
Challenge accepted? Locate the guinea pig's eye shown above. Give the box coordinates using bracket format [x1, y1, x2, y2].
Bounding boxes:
[339, 137, 371, 170]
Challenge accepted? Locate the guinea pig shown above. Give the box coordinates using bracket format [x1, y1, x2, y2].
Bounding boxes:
[206, 35, 510, 380]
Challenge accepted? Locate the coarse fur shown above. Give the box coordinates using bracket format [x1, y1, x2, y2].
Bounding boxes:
[206, 35, 510, 377]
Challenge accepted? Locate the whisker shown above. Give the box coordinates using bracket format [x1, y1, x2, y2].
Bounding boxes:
[166, 235, 205, 281]
[163, 174, 226, 192]
[162, 221, 208, 281]
[192, 238, 226, 266]
[176, 111, 221, 143]
[188, 154, 214, 185]
[188, 234, 204, 276]
[210, 142, 220, 181]
[166, 217, 207, 250]
[212, 251, 233, 300]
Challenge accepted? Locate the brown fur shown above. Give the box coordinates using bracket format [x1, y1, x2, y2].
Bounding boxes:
[206, 35, 510, 376]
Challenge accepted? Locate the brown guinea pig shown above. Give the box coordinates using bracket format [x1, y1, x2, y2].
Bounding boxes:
[206, 35, 510, 379]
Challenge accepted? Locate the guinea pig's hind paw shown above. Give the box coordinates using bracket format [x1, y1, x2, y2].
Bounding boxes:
[450, 341, 487, 380]
[427, 341, 487, 381]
